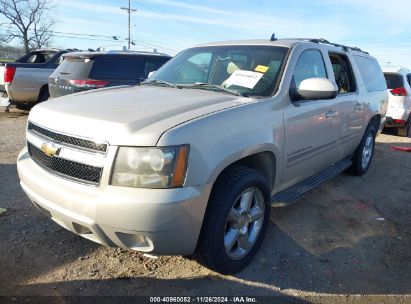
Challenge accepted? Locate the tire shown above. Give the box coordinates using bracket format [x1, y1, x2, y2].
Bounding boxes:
[397, 119, 410, 137]
[37, 87, 50, 103]
[15, 103, 34, 111]
[194, 166, 271, 274]
[15, 87, 49, 111]
[348, 124, 377, 176]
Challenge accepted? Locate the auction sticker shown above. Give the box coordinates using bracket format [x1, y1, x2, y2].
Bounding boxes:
[255, 65, 269, 73]
[224, 70, 263, 89]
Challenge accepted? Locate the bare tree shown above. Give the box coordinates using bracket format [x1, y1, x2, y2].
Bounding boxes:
[0, 0, 55, 54]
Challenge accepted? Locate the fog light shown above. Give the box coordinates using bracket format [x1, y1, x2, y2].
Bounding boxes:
[115, 232, 154, 251]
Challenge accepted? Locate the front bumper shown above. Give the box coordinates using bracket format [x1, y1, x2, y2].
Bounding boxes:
[17, 147, 211, 255]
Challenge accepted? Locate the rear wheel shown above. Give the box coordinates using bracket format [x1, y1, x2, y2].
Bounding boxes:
[37, 86, 50, 103]
[348, 125, 376, 176]
[397, 119, 410, 137]
[194, 166, 271, 274]
[15, 103, 34, 111]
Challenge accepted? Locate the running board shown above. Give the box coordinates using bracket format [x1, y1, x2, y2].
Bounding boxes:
[271, 158, 352, 207]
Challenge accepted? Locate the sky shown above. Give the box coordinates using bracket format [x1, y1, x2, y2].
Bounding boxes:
[9, 0, 411, 69]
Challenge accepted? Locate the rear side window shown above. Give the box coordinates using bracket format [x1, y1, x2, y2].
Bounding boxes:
[407, 74, 411, 86]
[293, 49, 327, 88]
[353, 56, 387, 91]
[384, 73, 404, 89]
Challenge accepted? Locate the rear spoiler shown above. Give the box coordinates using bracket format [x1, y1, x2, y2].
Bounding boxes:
[63, 52, 102, 60]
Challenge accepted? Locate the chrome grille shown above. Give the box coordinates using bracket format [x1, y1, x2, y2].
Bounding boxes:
[28, 122, 107, 153]
[27, 142, 103, 185]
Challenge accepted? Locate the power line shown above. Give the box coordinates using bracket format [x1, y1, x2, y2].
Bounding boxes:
[121, 0, 138, 50]
[0, 25, 119, 40]
[0, 27, 177, 53]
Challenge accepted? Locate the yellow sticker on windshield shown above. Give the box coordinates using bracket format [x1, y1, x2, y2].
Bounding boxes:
[255, 65, 269, 73]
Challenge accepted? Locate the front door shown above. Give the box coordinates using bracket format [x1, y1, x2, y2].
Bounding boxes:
[281, 49, 342, 189]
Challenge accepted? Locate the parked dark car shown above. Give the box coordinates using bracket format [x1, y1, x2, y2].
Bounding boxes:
[48, 51, 171, 98]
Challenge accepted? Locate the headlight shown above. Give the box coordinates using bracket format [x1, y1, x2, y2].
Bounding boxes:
[110, 145, 189, 188]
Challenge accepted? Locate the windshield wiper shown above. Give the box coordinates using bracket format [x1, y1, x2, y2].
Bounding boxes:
[140, 79, 178, 88]
[177, 82, 248, 97]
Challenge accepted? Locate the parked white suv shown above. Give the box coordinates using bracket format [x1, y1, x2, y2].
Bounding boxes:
[17, 38, 388, 274]
[383, 69, 411, 136]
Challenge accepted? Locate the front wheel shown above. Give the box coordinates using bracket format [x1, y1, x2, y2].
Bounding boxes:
[348, 125, 376, 176]
[194, 166, 271, 274]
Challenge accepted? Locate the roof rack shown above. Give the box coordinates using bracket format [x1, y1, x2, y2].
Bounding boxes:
[308, 38, 368, 54]
[104, 49, 170, 56]
[275, 37, 369, 54]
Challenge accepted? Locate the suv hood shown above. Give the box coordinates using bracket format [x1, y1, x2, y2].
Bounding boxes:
[28, 85, 251, 146]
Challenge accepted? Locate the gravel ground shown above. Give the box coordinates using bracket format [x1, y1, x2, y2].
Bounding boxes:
[0, 107, 410, 303]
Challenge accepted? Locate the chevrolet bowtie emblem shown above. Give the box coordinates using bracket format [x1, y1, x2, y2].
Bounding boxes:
[41, 142, 60, 157]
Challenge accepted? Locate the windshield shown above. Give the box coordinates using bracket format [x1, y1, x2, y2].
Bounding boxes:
[149, 45, 289, 97]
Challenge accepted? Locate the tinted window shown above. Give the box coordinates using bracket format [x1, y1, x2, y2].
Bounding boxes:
[293, 49, 327, 88]
[90, 56, 145, 80]
[144, 56, 170, 77]
[407, 74, 411, 86]
[384, 73, 404, 89]
[16, 51, 57, 63]
[329, 53, 356, 94]
[90, 55, 170, 80]
[354, 56, 387, 91]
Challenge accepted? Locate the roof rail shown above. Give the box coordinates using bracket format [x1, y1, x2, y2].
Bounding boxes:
[104, 49, 170, 56]
[309, 38, 368, 54]
[277, 37, 369, 54]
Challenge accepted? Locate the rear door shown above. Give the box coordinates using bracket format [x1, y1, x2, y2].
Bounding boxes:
[327, 52, 364, 157]
[281, 48, 342, 188]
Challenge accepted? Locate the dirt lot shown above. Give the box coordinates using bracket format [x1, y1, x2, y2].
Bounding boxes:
[0, 107, 410, 303]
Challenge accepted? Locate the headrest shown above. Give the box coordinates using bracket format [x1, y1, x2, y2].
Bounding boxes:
[227, 61, 246, 75]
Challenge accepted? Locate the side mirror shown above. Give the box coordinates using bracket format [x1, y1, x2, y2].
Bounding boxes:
[295, 78, 338, 101]
[148, 71, 156, 78]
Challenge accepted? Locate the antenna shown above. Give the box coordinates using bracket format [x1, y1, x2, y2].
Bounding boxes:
[121, 0, 138, 50]
[270, 33, 277, 41]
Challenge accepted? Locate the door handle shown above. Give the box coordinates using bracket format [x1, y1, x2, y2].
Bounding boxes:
[325, 111, 338, 118]
[354, 103, 363, 111]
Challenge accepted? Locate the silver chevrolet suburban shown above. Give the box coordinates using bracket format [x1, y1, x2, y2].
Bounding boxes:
[17, 38, 388, 274]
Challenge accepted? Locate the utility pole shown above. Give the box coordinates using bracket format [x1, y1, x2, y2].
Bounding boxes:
[121, 0, 137, 50]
